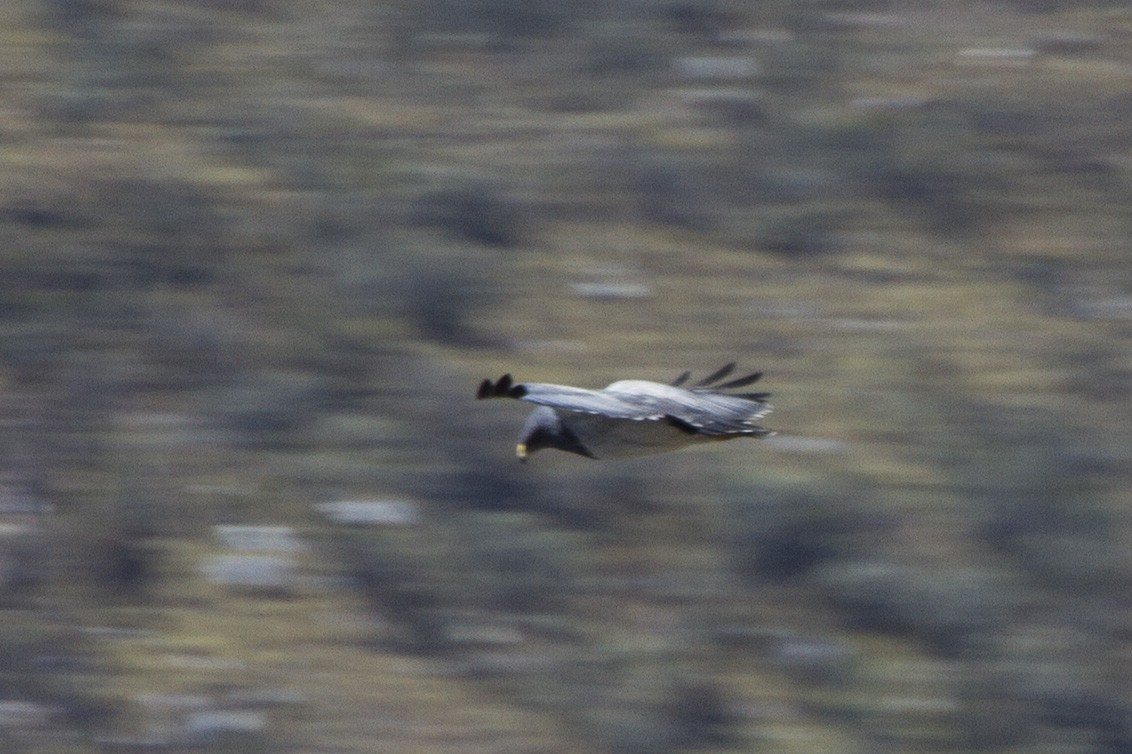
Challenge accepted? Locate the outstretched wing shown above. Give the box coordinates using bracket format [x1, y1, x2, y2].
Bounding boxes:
[667, 397, 773, 437]
[477, 375, 662, 420]
[604, 378, 773, 437]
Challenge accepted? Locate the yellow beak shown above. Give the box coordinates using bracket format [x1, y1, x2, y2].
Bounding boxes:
[515, 443, 528, 462]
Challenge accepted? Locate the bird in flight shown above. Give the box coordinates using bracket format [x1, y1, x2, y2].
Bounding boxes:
[477, 363, 773, 461]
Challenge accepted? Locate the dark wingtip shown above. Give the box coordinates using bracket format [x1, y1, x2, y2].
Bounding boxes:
[693, 362, 737, 387]
[671, 369, 692, 387]
[477, 374, 526, 399]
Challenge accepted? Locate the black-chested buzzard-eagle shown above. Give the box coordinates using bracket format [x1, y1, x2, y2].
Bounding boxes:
[477, 363, 774, 461]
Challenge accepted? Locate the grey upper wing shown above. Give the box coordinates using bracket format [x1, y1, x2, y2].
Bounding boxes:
[604, 380, 772, 436]
[519, 383, 667, 419]
[665, 392, 772, 435]
[477, 375, 662, 419]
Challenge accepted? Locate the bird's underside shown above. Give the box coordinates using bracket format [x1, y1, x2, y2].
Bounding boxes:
[477, 363, 774, 460]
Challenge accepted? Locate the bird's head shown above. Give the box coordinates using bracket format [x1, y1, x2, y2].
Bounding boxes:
[516, 407, 594, 461]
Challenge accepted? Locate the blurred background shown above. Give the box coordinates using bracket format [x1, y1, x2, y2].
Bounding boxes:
[1, 0, 1131, 751]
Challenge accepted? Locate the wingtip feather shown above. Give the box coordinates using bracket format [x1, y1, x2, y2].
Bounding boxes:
[693, 362, 736, 387]
[477, 373, 523, 399]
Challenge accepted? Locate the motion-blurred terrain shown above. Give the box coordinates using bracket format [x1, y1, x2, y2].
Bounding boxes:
[1, 0, 1131, 751]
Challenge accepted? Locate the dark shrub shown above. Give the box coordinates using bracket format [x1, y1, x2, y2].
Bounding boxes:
[981, 490, 1120, 591]
[755, 208, 845, 257]
[634, 160, 711, 231]
[663, 679, 735, 749]
[815, 560, 1017, 656]
[456, 513, 578, 613]
[728, 487, 880, 583]
[412, 183, 526, 248]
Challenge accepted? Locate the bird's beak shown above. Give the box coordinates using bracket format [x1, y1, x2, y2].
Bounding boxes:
[515, 443, 528, 463]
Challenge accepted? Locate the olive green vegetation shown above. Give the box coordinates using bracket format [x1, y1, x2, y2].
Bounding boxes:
[1, 0, 1131, 751]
